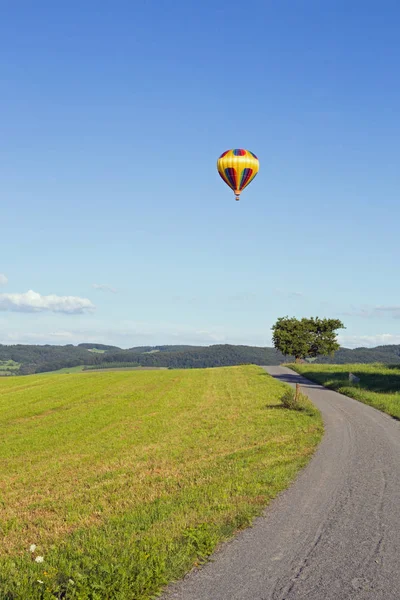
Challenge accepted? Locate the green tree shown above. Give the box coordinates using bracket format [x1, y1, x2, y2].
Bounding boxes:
[272, 316, 345, 362]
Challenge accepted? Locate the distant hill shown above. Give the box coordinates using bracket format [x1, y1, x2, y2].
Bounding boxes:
[99, 345, 288, 370]
[0, 343, 287, 374]
[77, 343, 121, 351]
[1, 341, 400, 375]
[314, 344, 400, 365]
[0, 344, 97, 375]
[128, 345, 204, 353]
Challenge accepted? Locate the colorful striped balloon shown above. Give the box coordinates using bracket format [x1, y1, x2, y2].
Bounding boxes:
[217, 149, 259, 200]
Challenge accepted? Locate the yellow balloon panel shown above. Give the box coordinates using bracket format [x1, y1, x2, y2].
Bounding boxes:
[217, 149, 259, 200]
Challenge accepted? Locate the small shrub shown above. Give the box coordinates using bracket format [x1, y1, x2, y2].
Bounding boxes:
[281, 387, 316, 414]
[281, 388, 298, 410]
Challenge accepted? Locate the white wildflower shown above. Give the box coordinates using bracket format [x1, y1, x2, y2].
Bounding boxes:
[37, 580, 44, 584]
[68, 579, 75, 585]
[35, 556, 44, 563]
[29, 544, 37, 553]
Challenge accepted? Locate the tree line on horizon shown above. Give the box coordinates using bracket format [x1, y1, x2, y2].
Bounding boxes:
[0, 344, 289, 375]
[0, 342, 400, 376]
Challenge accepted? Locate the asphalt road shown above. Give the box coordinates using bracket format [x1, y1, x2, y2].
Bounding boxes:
[161, 366, 400, 600]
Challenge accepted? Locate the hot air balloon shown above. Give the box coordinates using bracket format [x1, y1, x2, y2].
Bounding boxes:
[217, 149, 259, 201]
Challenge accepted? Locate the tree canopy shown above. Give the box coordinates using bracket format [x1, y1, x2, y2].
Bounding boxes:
[271, 316, 345, 362]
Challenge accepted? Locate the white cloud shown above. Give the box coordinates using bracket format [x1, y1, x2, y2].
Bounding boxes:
[6, 331, 75, 342]
[340, 308, 371, 318]
[117, 321, 271, 347]
[1, 326, 226, 347]
[374, 306, 400, 318]
[0, 311, 277, 347]
[0, 274, 8, 286]
[92, 283, 117, 294]
[341, 305, 400, 319]
[339, 333, 400, 348]
[0, 290, 95, 314]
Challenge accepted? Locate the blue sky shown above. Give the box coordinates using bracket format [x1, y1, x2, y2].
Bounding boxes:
[2, 0, 400, 348]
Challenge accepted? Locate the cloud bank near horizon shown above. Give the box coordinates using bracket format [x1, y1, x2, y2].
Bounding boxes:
[2, 324, 400, 350]
[338, 333, 400, 348]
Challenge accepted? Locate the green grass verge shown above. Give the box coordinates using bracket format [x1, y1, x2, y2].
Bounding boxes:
[288, 362, 400, 419]
[0, 366, 322, 599]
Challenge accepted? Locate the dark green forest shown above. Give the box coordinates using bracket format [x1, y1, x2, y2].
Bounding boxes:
[313, 345, 400, 364]
[0, 344, 287, 374]
[1, 342, 400, 375]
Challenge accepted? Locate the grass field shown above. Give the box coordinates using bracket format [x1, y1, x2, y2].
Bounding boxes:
[39, 365, 86, 375]
[0, 366, 322, 599]
[289, 363, 400, 419]
[84, 366, 168, 372]
[40, 366, 167, 375]
[0, 360, 20, 376]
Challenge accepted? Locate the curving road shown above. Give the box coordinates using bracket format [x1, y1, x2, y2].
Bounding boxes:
[162, 366, 400, 600]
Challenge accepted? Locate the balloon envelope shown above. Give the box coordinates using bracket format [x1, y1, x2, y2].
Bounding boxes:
[217, 149, 259, 200]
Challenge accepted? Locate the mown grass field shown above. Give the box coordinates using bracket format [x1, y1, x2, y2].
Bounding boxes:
[289, 363, 400, 419]
[40, 366, 167, 375]
[39, 365, 86, 375]
[0, 366, 322, 599]
[85, 366, 168, 372]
